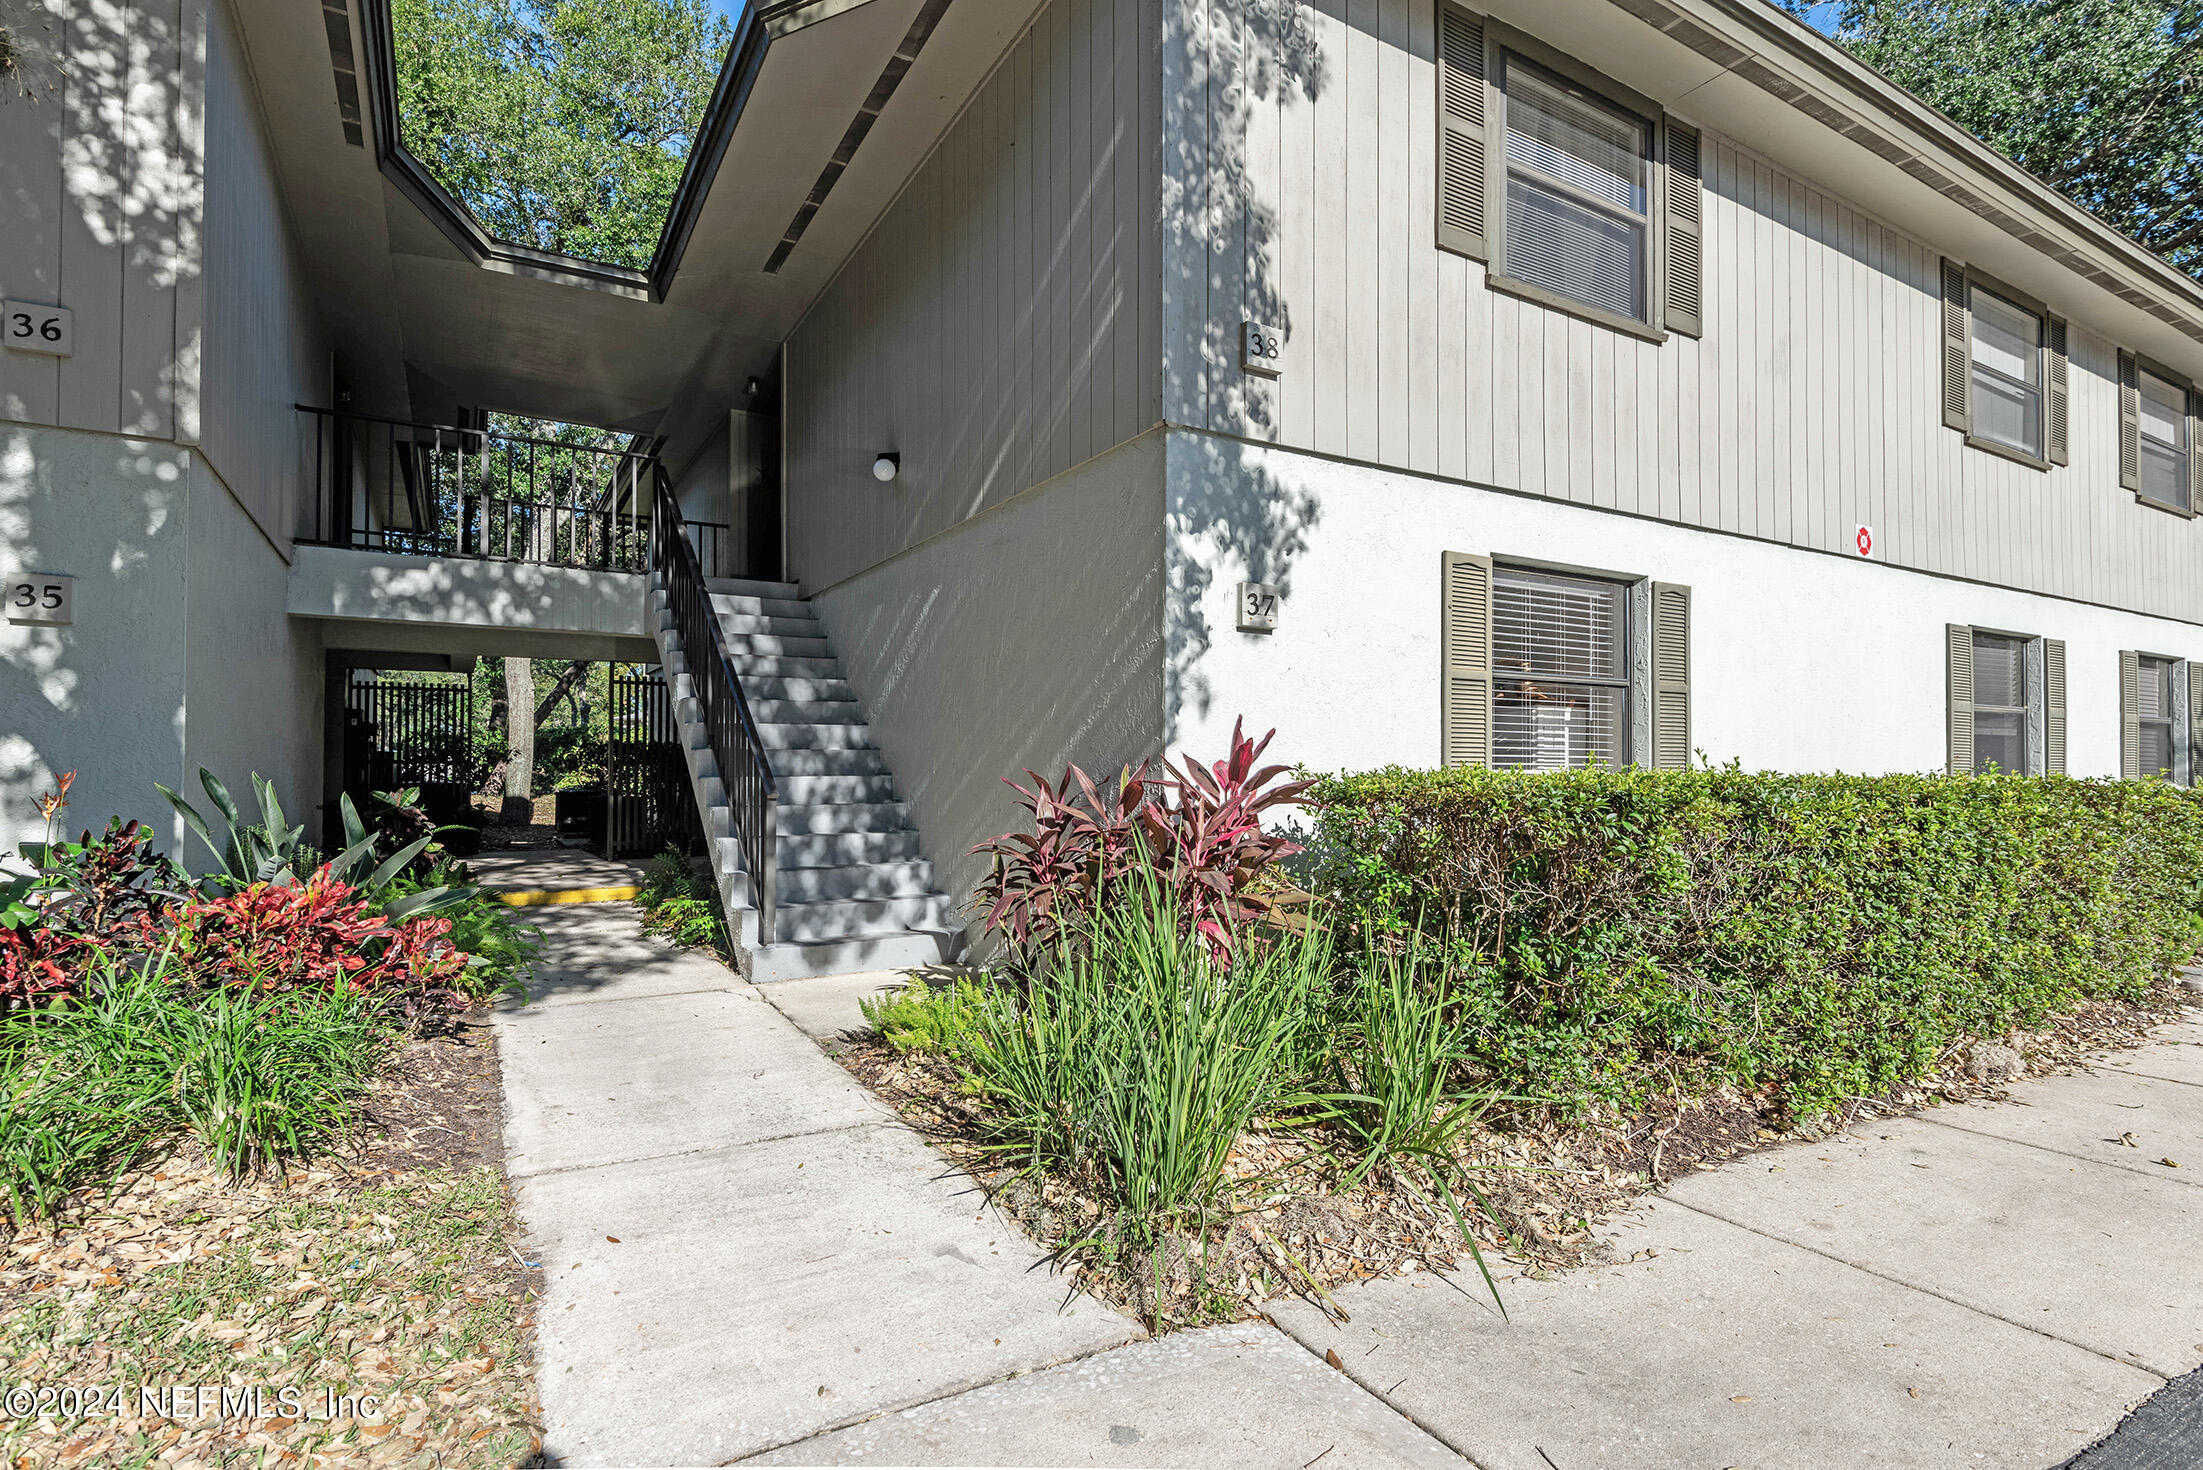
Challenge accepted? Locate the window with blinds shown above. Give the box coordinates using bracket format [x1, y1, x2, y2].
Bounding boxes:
[2138, 654, 2177, 780]
[1970, 630, 2029, 774]
[2139, 369, 2190, 511]
[1969, 285, 2044, 459]
[1501, 62, 1650, 325]
[1493, 567, 1629, 770]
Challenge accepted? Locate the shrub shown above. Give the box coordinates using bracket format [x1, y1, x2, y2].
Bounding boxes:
[971, 718, 1314, 962]
[1307, 764, 2203, 1116]
[173, 872, 469, 1002]
[635, 850, 725, 952]
[860, 977, 992, 1059]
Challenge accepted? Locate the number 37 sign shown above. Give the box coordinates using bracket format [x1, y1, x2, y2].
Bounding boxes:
[6, 574, 74, 625]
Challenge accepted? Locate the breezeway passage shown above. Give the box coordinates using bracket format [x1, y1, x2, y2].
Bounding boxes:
[497, 906, 2203, 1468]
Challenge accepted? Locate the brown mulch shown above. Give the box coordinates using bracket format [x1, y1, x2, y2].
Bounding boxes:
[0, 1012, 544, 1470]
[839, 982, 2197, 1330]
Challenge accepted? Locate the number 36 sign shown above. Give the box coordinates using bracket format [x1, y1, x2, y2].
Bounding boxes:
[6, 574, 74, 626]
[2, 302, 73, 358]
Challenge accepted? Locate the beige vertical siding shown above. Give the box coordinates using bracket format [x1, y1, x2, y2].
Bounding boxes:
[784, 0, 1165, 594]
[1170, 0, 2203, 624]
[0, 0, 195, 441]
[199, 0, 329, 550]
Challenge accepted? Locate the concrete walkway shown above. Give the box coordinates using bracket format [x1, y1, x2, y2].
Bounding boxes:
[500, 907, 2203, 1468]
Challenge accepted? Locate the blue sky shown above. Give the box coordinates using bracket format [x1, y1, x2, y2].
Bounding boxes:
[707, 0, 747, 25]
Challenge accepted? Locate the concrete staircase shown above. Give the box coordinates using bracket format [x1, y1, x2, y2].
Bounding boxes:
[651, 573, 959, 981]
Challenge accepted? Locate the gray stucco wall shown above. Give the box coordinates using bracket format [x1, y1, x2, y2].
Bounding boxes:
[810, 433, 1167, 916]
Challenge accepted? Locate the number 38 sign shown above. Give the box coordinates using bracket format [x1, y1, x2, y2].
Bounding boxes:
[6, 574, 74, 626]
[2, 302, 73, 358]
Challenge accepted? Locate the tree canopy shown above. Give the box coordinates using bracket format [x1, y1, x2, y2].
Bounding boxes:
[1791, 1, 2203, 279]
[390, 0, 733, 269]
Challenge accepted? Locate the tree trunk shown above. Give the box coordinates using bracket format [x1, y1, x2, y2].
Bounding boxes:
[502, 656, 535, 823]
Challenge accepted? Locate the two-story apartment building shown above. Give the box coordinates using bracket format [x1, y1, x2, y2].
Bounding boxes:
[7, 0, 2203, 973]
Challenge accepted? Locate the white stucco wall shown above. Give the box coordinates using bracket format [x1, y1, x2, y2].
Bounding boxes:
[1, 423, 322, 859]
[811, 433, 1168, 911]
[1167, 428, 2203, 780]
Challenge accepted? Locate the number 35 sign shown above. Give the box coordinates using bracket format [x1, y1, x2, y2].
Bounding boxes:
[6, 574, 74, 626]
[2, 302, 73, 358]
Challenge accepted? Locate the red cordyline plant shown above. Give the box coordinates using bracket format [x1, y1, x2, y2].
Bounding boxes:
[175, 869, 467, 999]
[971, 718, 1314, 963]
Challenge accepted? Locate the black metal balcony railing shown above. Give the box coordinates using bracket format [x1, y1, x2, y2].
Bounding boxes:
[296, 406, 654, 571]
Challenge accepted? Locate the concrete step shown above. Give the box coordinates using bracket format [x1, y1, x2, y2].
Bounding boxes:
[766, 748, 888, 778]
[728, 654, 844, 680]
[756, 722, 873, 751]
[740, 676, 857, 703]
[706, 576, 802, 598]
[708, 592, 812, 620]
[775, 828, 921, 868]
[748, 698, 866, 725]
[747, 893, 960, 946]
[774, 774, 896, 804]
[776, 800, 912, 835]
[714, 612, 823, 638]
[747, 929, 958, 983]
[772, 859, 937, 904]
[722, 633, 834, 658]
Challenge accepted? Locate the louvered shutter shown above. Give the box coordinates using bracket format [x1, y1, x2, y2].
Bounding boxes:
[2120, 649, 2141, 780]
[1940, 260, 1970, 432]
[1650, 582, 1691, 770]
[2046, 317, 2069, 466]
[1946, 624, 1973, 775]
[1436, 5, 1489, 261]
[2043, 638, 2066, 775]
[2119, 351, 2142, 491]
[1441, 552, 1495, 767]
[2189, 661, 2203, 789]
[1662, 121, 1704, 338]
[2188, 387, 2202, 506]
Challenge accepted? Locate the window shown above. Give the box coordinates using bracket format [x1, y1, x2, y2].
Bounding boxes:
[1434, 8, 1703, 339]
[2123, 361, 2194, 511]
[1492, 568, 1630, 770]
[1501, 63, 1649, 326]
[1969, 286, 2043, 459]
[1947, 625, 2066, 776]
[1444, 554, 1689, 771]
[1940, 262, 2067, 467]
[2122, 651, 2193, 783]
[2137, 655, 2177, 780]
[1969, 630, 2030, 774]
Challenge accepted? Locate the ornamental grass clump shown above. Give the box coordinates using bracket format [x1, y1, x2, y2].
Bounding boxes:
[959, 865, 1332, 1242]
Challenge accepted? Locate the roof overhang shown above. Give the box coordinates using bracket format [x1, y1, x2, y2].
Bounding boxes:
[232, 0, 1044, 458]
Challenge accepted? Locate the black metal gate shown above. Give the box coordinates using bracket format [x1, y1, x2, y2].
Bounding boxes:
[343, 675, 475, 822]
[607, 667, 703, 859]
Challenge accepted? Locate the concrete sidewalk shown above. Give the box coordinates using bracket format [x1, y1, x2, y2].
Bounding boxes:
[500, 910, 2203, 1468]
[496, 907, 1139, 1465]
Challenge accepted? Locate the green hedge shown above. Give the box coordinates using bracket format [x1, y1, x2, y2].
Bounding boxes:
[1305, 766, 2203, 1116]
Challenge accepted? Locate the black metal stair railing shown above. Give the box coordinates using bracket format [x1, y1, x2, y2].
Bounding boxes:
[649, 463, 777, 942]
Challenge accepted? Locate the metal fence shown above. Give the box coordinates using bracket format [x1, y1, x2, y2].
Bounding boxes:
[607, 667, 704, 859]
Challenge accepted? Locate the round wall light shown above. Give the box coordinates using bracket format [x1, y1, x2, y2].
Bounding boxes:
[872, 452, 901, 483]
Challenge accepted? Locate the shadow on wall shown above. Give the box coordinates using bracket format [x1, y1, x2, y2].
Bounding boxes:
[0, 431, 190, 850]
[1165, 429, 1320, 735]
[813, 448, 1167, 910]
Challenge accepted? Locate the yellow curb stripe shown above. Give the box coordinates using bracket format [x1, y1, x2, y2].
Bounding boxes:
[495, 885, 642, 907]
